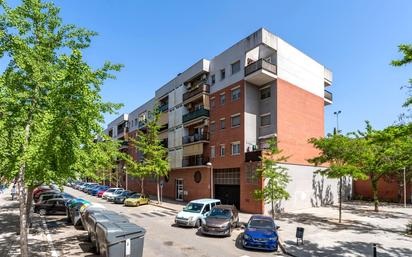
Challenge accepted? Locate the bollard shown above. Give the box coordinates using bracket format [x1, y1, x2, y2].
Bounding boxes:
[373, 243, 377, 257]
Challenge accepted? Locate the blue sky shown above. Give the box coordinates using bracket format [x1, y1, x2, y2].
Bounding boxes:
[5, 0, 412, 134]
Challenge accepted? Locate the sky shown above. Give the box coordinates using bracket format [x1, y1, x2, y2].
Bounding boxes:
[4, 0, 412, 134]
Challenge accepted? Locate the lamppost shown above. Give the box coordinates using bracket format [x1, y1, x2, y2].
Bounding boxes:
[123, 165, 128, 191]
[333, 110, 342, 134]
[206, 162, 213, 198]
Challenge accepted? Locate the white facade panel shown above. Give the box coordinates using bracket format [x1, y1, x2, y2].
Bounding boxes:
[174, 106, 183, 127]
[175, 148, 183, 169]
[175, 85, 184, 105]
[263, 164, 351, 213]
[277, 38, 324, 98]
[168, 150, 176, 169]
[168, 130, 175, 148]
[174, 127, 183, 147]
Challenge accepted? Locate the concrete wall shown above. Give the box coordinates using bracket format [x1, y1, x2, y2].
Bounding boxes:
[263, 163, 351, 213]
[244, 82, 259, 151]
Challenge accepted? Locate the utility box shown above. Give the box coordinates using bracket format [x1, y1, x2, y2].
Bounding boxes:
[96, 221, 146, 257]
[87, 211, 129, 253]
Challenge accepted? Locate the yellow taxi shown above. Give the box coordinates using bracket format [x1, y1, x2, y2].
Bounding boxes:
[124, 193, 150, 207]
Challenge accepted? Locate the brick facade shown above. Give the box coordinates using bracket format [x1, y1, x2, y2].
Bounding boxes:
[354, 178, 411, 202]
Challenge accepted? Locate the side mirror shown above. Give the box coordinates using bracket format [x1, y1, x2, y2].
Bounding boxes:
[276, 226, 280, 230]
[240, 224, 245, 229]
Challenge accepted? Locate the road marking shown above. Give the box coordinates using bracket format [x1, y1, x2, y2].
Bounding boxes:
[151, 212, 166, 217]
[130, 213, 144, 218]
[141, 212, 155, 217]
[41, 216, 59, 257]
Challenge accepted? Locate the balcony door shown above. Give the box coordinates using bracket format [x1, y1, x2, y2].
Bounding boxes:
[175, 179, 184, 201]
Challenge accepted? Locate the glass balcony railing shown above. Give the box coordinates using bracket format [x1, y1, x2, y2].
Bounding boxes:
[183, 83, 210, 102]
[182, 107, 209, 123]
[182, 132, 209, 144]
[182, 155, 209, 167]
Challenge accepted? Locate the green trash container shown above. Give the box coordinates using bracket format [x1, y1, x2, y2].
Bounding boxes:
[96, 221, 146, 257]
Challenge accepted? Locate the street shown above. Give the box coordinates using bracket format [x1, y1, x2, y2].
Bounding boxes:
[63, 187, 282, 257]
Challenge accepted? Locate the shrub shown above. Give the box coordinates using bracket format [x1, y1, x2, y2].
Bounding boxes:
[407, 220, 412, 235]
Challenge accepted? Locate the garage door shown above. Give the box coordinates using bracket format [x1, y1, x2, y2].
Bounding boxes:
[214, 168, 240, 209]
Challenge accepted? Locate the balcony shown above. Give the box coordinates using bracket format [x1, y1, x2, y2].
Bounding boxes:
[245, 150, 262, 162]
[244, 59, 277, 86]
[183, 83, 210, 103]
[159, 123, 168, 132]
[182, 107, 209, 124]
[324, 90, 333, 105]
[182, 132, 209, 145]
[119, 140, 129, 150]
[161, 138, 168, 148]
[182, 155, 209, 167]
[159, 103, 168, 113]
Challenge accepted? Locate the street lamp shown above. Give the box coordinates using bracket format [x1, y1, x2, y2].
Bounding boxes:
[123, 165, 128, 191]
[206, 162, 213, 198]
[333, 110, 342, 134]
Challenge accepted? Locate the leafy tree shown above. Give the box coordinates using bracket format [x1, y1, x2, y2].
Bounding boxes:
[253, 138, 291, 219]
[353, 123, 411, 212]
[0, 1, 122, 255]
[127, 106, 169, 202]
[308, 133, 367, 223]
[392, 44, 412, 109]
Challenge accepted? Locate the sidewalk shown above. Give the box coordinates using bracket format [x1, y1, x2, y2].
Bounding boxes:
[0, 188, 50, 257]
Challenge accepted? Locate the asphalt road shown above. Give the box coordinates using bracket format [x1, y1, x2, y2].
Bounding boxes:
[64, 186, 282, 257]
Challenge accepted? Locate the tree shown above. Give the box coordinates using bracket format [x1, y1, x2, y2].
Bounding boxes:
[353, 123, 411, 212]
[392, 44, 412, 109]
[127, 106, 169, 202]
[308, 133, 367, 223]
[253, 138, 291, 219]
[0, 1, 122, 255]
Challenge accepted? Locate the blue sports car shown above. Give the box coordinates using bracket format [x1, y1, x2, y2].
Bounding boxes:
[242, 215, 279, 251]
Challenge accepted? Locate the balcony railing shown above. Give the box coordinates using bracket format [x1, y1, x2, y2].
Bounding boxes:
[182, 132, 209, 144]
[183, 83, 210, 102]
[119, 140, 129, 149]
[161, 138, 168, 148]
[159, 123, 168, 132]
[324, 90, 333, 102]
[159, 103, 168, 113]
[182, 155, 209, 167]
[245, 58, 277, 77]
[182, 107, 209, 124]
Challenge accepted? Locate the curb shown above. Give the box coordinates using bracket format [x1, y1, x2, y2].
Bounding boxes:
[149, 202, 178, 212]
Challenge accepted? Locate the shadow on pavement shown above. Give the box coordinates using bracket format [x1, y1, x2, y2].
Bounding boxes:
[284, 240, 412, 257]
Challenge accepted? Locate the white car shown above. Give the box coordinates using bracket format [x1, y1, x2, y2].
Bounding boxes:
[175, 199, 221, 227]
[102, 188, 123, 200]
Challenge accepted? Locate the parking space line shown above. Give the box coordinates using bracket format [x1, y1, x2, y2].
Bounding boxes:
[41, 216, 59, 257]
[160, 210, 177, 216]
[141, 212, 155, 217]
[130, 213, 144, 218]
[151, 212, 166, 217]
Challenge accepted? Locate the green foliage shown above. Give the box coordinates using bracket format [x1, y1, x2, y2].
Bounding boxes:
[392, 44, 412, 107]
[406, 220, 412, 235]
[126, 105, 169, 194]
[253, 138, 291, 217]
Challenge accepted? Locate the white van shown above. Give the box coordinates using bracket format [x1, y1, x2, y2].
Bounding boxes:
[175, 199, 221, 227]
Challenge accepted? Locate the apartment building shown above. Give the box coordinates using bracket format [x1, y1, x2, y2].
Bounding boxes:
[105, 28, 340, 214]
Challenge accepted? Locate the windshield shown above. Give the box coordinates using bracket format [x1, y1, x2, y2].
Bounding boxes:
[183, 203, 204, 213]
[106, 189, 116, 193]
[209, 208, 232, 219]
[121, 191, 131, 196]
[248, 219, 274, 229]
[129, 194, 141, 199]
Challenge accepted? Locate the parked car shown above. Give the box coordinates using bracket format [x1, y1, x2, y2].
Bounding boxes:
[37, 192, 73, 203]
[90, 185, 109, 196]
[85, 184, 101, 194]
[34, 198, 68, 215]
[101, 188, 123, 200]
[96, 189, 107, 198]
[113, 191, 136, 204]
[175, 199, 221, 227]
[66, 199, 91, 226]
[82, 183, 98, 193]
[106, 189, 125, 202]
[123, 193, 150, 206]
[34, 189, 60, 202]
[74, 182, 85, 190]
[33, 186, 50, 196]
[242, 215, 279, 251]
[200, 205, 239, 236]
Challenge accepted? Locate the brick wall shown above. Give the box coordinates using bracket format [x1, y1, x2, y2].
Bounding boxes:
[354, 178, 411, 202]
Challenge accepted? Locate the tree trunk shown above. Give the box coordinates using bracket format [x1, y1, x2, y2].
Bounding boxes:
[339, 177, 342, 223]
[372, 179, 379, 212]
[18, 166, 28, 257]
[156, 176, 160, 204]
[26, 186, 34, 228]
[140, 178, 144, 194]
[270, 181, 275, 219]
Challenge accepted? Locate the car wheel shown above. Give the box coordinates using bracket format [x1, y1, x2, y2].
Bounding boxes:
[136, 202, 140, 207]
[195, 219, 201, 228]
[39, 209, 47, 216]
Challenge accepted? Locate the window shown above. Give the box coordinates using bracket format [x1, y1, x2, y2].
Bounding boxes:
[220, 69, 225, 80]
[210, 98, 215, 108]
[211, 146, 216, 158]
[220, 94, 226, 105]
[231, 114, 240, 127]
[260, 86, 271, 100]
[220, 145, 225, 157]
[260, 114, 271, 127]
[231, 142, 240, 155]
[134, 118, 138, 127]
[202, 204, 211, 214]
[231, 87, 240, 101]
[210, 121, 216, 133]
[211, 74, 215, 85]
[231, 60, 240, 75]
[220, 118, 226, 129]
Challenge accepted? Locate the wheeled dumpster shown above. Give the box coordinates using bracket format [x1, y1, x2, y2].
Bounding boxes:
[96, 221, 146, 257]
